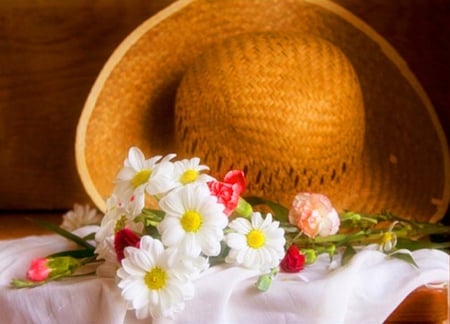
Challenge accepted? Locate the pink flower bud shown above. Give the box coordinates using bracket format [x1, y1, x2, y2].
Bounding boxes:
[288, 193, 340, 238]
[26, 258, 51, 282]
[26, 256, 81, 282]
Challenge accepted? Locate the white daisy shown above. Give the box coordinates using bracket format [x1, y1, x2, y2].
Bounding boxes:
[114, 147, 175, 205]
[225, 212, 286, 272]
[60, 203, 103, 231]
[95, 195, 142, 242]
[117, 236, 204, 319]
[158, 183, 228, 257]
[174, 157, 214, 185]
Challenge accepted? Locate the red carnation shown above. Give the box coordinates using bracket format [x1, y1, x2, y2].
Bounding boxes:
[223, 170, 247, 193]
[114, 228, 141, 262]
[209, 170, 247, 216]
[280, 245, 305, 273]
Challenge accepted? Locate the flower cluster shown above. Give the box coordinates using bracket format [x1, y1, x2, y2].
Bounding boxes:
[90, 147, 285, 318]
[11, 147, 450, 320]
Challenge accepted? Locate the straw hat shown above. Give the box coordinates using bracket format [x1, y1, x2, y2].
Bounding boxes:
[76, 0, 449, 223]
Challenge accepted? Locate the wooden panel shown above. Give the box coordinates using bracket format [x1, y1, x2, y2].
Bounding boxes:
[0, 0, 173, 209]
[0, 212, 62, 239]
[0, 0, 448, 212]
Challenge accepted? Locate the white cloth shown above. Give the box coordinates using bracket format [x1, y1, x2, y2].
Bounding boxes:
[0, 230, 448, 324]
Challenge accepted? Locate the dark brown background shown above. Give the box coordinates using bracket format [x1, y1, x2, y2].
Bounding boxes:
[0, 0, 449, 214]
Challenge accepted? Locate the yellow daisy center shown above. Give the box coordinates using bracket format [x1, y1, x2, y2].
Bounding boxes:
[144, 267, 167, 290]
[247, 229, 265, 249]
[181, 211, 202, 232]
[180, 169, 198, 185]
[132, 169, 152, 188]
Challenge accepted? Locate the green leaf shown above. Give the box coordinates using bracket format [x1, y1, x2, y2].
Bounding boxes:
[341, 245, 356, 266]
[11, 278, 46, 289]
[82, 233, 96, 241]
[143, 224, 161, 240]
[245, 196, 289, 222]
[141, 208, 165, 220]
[48, 249, 96, 259]
[396, 238, 450, 251]
[209, 242, 229, 266]
[135, 209, 165, 228]
[388, 251, 419, 268]
[26, 218, 95, 249]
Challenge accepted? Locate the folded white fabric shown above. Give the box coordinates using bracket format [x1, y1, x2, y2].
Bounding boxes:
[0, 230, 448, 324]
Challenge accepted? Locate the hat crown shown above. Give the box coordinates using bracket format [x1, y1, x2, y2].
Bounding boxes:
[175, 32, 365, 206]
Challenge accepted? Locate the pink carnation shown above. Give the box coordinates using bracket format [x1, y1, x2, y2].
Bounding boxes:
[209, 170, 247, 216]
[27, 258, 51, 282]
[288, 192, 340, 238]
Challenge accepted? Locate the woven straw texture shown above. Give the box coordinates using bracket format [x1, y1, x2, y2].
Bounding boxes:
[76, 0, 449, 222]
[175, 33, 365, 210]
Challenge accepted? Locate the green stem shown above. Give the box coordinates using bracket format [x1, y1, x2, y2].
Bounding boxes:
[70, 271, 97, 278]
[340, 212, 378, 224]
[290, 223, 449, 250]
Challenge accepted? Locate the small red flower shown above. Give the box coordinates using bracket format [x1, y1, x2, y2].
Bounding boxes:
[209, 170, 247, 216]
[223, 170, 247, 193]
[26, 258, 51, 281]
[114, 228, 141, 262]
[280, 245, 305, 273]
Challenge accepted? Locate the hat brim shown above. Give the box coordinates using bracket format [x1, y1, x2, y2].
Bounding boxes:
[76, 0, 449, 222]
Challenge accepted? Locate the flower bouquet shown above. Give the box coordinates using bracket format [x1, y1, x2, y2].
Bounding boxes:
[11, 147, 450, 320]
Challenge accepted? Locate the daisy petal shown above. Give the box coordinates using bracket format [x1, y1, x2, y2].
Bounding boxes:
[127, 147, 146, 170]
[228, 217, 252, 233]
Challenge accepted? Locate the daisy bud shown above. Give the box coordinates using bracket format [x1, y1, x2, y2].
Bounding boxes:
[255, 268, 278, 292]
[256, 273, 273, 292]
[300, 249, 317, 265]
[234, 197, 253, 218]
[379, 221, 399, 253]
